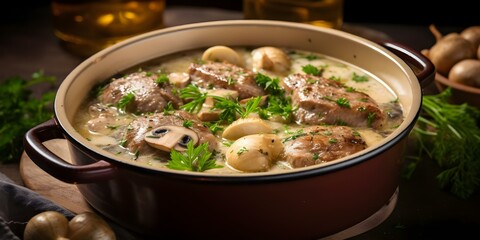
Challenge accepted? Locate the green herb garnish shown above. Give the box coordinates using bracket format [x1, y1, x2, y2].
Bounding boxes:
[352, 72, 369, 82]
[179, 84, 207, 113]
[156, 73, 169, 84]
[255, 73, 283, 95]
[336, 97, 351, 108]
[163, 102, 175, 115]
[183, 120, 193, 128]
[302, 64, 322, 76]
[0, 71, 56, 163]
[408, 88, 480, 199]
[167, 141, 222, 172]
[117, 92, 135, 111]
[254, 73, 294, 121]
[242, 96, 262, 118]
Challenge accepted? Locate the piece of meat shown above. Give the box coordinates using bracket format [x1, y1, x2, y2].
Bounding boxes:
[282, 125, 367, 168]
[124, 110, 218, 156]
[188, 61, 265, 99]
[282, 73, 385, 129]
[98, 71, 182, 113]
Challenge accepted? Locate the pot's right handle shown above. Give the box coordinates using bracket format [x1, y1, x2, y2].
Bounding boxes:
[377, 40, 435, 88]
[24, 118, 116, 184]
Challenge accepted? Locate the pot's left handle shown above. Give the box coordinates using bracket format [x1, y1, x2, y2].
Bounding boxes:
[24, 119, 116, 184]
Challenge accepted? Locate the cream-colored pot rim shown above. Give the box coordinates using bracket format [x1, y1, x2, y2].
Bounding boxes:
[55, 20, 421, 178]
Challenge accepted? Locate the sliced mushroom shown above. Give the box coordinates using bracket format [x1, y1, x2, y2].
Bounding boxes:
[202, 46, 244, 66]
[144, 125, 199, 152]
[168, 72, 190, 88]
[222, 117, 273, 140]
[226, 134, 283, 172]
[252, 47, 291, 75]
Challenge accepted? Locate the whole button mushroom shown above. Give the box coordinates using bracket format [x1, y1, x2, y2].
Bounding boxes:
[24, 211, 116, 240]
[460, 26, 480, 50]
[448, 59, 480, 87]
[202, 45, 244, 66]
[226, 134, 283, 172]
[144, 125, 199, 152]
[427, 25, 476, 76]
[252, 46, 291, 75]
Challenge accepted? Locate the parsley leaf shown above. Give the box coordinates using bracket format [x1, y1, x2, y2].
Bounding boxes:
[167, 141, 222, 172]
[352, 72, 369, 82]
[254, 73, 283, 95]
[117, 92, 135, 111]
[179, 84, 207, 113]
[0, 71, 56, 163]
[409, 88, 480, 199]
[302, 64, 322, 76]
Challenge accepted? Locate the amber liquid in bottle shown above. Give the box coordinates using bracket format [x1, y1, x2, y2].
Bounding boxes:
[243, 0, 343, 29]
[51, 0, 165, 57]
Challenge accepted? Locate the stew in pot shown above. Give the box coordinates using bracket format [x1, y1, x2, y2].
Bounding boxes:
[73, 46, 404, 173]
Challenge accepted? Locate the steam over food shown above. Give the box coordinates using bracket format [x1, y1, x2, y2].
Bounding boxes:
[74, 46, 404, 174]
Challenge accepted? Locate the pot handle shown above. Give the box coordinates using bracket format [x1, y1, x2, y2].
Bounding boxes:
[377, 40, 435, 88]
[24, 118, 116, 184]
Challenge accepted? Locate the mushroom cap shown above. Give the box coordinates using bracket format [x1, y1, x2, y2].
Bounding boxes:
[226, 134, 283, 172]
[222, 117, 273, 140]
[448, 59, 480, 87]
[461, 26, 480, 50]
[429, 35, 476, 76]
[202, 45, 244, 66]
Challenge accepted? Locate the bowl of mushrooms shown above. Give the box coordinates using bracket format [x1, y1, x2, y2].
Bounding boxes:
[423, 25, 480, 107]
[24, 20, 434, 239]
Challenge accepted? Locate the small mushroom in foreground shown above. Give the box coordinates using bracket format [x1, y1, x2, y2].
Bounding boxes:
[202, 45, 244, 66]
[226, 134, 283, 172]
[144, 125, 199, 152]
[222, 117, 273, 140]
[24, 211, 116, 240]
[69, 212, 116, 240]
[448, 59, 480, 87]
[252, 46, 291, 75]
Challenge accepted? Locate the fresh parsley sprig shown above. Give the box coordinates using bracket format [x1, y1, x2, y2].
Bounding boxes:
[254, 73, 294, 121]
[117, 92, 135, 111]
[179, 84, 207, 113]
[0, 71, 56, 163]
[254, 73, 283, 95]
[408, 88, 480, 199]
[167, 141, 222, 172]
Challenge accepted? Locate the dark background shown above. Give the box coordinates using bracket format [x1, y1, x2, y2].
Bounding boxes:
[167, 0, 478, 27]
[12, 0, 478, 28]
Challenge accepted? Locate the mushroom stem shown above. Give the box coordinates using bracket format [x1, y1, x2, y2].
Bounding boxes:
[429, 24, 444, 42]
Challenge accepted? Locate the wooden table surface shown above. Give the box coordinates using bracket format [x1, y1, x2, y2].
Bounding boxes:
[1, 5, 479, 240]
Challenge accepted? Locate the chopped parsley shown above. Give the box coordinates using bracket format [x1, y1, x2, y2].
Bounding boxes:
[302, 64, 322, 76]
[163, 102, 175, 115]
[183, 120, 193, 128]
[167, 141, 222, 172]
[117, 92, 135, 111]
[179, 84, 207, 113]
[156, 73, 169, 84]
[352, 72, 369, 82]
[367, 112, 376, 127]
[336, 97, 351, 108]
[237, 146, 248, 155]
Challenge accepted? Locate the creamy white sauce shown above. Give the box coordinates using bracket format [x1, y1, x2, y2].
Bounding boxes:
[73, 47, 403, 174]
